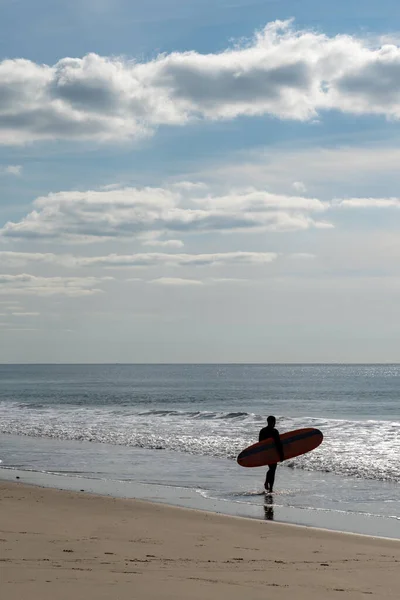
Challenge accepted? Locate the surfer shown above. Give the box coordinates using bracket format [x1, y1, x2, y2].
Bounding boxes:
[259, 416, 284, 493]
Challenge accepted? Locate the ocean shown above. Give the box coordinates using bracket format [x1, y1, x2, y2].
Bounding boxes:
[0, 364, 399, 538]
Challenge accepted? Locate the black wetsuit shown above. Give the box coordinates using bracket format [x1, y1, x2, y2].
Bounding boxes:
[259, 426, 284, 492]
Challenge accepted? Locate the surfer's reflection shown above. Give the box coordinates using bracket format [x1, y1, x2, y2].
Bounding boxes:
[263, 494, 274, 521]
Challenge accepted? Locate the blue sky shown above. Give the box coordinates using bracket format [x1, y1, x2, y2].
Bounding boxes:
[1, 0, 400, 362]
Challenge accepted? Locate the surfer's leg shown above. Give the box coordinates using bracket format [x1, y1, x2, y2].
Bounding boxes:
[266, 464, 277, 492]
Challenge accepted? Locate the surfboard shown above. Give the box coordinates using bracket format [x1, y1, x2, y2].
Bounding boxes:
[237, 428, 323, 468]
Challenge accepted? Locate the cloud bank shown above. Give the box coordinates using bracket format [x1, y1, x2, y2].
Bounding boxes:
[3, 20, 400, 145]
[0, 250, 278, 268]
[0, 274, 111, 296]
[0, 185, 329, 242]
[149, 277, 204, 286]
[337, 198, 400, 208]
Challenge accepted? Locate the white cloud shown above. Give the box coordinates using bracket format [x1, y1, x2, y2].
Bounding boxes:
[336, 197, 400, 208]
[11, 312, 40, 316]
[2, 165, 22, 176]
[0, 250, 278, 269]
[81, 251, 279, 268]
[192, 189, 323, 212]
[292, 181, 307, 193]
[0, 274, 111, 296]
[149, 277, 204, 286]
[142, 239, 184, 248]
[0, 251, 67, 267]
[135, 276, 255, 286]
[139, 233, 184, 248]
[0, 184, 330, 242]
[170, 181, 208, 192]
[4, 21, 400, 145]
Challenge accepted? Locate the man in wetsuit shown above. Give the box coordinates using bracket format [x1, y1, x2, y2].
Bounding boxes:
[259, 415, 284, 493]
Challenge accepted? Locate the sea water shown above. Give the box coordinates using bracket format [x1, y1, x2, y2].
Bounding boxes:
[0, 364, 399, 537]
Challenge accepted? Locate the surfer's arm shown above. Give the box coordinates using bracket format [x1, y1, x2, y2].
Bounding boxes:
[258, 427, 267, 443]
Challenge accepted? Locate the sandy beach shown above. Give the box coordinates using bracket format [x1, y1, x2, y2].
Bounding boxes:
[0, 481, 399, 599]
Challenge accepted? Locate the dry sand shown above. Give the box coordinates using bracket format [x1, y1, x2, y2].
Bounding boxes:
[0, 481, 399, 599]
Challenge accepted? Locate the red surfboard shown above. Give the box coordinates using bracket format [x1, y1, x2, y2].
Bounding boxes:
[237, 428, 323, 467]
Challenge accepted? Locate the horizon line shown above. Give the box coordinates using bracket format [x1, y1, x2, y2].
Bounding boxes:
[1, 362, 399, 366]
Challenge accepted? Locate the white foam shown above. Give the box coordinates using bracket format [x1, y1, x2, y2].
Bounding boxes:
[0, 402, 399, 483]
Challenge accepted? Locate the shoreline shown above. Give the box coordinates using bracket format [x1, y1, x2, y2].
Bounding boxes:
[1, 473, 398, 543]
[1, 481, 399, 600]
[1, 465, 399, 540]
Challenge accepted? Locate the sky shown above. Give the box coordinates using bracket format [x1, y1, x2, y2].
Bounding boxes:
[1, 0, 400, 363]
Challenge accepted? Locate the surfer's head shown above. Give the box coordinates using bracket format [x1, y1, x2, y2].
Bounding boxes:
[267, 415, 276, 427]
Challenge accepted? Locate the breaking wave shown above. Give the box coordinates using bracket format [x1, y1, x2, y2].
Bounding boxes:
[1, 402, 399, 483]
